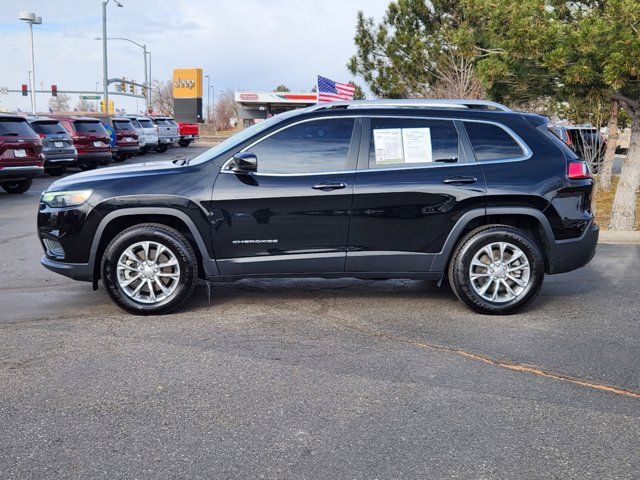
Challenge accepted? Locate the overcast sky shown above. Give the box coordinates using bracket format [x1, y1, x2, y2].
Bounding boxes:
[1, 0, 389, 113]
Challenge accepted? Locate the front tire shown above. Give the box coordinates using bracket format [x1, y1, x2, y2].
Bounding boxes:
[101, 224, 198, 315]
[1, 179, 32, 194]
[448, 225, 544, 315]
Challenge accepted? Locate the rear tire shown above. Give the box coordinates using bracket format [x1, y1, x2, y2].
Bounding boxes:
[447, 225, 544, 315]
[178, 139, 191, 147]
[1, 179, 32, 194]
[101, 223, 197, 315]
[155, 145, 168, 153]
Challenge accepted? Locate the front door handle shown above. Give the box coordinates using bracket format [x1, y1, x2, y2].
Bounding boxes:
[442, 176, 477, 185]
[312, 182, 347, 191]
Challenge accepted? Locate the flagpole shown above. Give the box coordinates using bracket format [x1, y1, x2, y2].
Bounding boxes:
[316, 75, 319, 103]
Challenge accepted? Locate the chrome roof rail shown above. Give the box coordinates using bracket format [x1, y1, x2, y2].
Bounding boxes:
[307, 99, 512, 112]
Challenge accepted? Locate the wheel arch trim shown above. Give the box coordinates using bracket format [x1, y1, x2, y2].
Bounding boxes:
[89, 207, 219, 281]
[430, 207, 555, 272]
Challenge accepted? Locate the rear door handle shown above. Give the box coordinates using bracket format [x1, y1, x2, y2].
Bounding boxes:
[442, 176, 477, 185]
[312, 182, 347, 191]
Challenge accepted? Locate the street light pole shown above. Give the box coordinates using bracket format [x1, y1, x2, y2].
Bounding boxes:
[19, 12, 42, 114]
[147, 51, 152, 111]
[143, 44, 148, 111]
[28, 21, 36, 113]
[102, 1, 108, 109]
[205, 75, 211, 123]
[101, 0, 123, 112]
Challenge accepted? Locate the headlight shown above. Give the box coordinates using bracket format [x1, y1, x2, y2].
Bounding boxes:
[41, 189, 93, 208]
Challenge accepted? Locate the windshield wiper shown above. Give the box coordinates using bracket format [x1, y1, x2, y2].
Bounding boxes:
[2, 132, 20, 136]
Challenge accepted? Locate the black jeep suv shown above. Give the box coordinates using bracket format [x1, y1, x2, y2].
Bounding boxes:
[38, 100, 598, 315]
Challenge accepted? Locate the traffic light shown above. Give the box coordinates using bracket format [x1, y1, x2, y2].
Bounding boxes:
[21, 84, 28, 96]
[100, 100, 106, 113]
[120, 78, 126, 92]
[129, 81, 135, 94]
[108, 100, 114, 114]
[51, 85, 58, 97]
[141, 86, 147, 97]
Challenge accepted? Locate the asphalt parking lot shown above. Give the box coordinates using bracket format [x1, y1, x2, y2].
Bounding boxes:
[1, 145, 639, 479]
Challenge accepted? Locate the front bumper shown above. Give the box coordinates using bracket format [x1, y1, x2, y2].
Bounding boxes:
[547, 221, 599, 274]
[41, 256, 93, 282]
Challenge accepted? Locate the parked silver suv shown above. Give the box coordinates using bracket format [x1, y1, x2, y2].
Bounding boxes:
[28, 117, 77, 176]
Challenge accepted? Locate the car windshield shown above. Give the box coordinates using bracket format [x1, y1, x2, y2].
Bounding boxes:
[31, 121, 67, 135]
[138, 119, 154, 128]
[0, 118, 37, 137]
[74, 121, 108, 134]
[113, 120, 135, 131]
[190, 110, 301, 165]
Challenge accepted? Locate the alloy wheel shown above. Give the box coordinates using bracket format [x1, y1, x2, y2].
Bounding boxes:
[116, 241, 181, 304]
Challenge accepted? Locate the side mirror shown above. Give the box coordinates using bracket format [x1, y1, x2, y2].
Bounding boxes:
[230, 152, 257, 173]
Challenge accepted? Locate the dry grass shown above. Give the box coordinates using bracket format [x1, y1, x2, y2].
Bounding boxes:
[594, 177, 640, 230]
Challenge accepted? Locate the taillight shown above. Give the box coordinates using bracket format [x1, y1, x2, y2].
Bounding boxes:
[567, 161, 592, 179]
[38, 133, 46, 139]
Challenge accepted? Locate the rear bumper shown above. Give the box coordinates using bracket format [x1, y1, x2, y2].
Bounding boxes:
[77, 151, 112, 165]
[116, 145, 140, 156]
[547, 221, 599, 274]
[159, 137, 177, 144]
[44, 152, 78, 166]
[0, 165, 45, 180]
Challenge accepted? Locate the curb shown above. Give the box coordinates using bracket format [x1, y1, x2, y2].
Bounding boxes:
[598, 230, 640, 244]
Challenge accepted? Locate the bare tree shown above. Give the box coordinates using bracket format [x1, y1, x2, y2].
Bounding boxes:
[428, 50, 484, 99]
[49, 94, 71, 112]
[75, 97, 93, 112]
[151, 79, 174, 116]
[214, 89, 237, 130]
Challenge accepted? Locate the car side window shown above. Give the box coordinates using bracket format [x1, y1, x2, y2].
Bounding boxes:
[247, 118, 355, 174]
[464, 122, 525, 161]
[368, 118, 459, 169]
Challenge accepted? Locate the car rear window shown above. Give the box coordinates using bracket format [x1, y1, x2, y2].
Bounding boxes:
[153, 119, 169, 125]
[167, 119, 178, 126]
[129, 119, 141, 128]
[113, 120, 135, 131]
[73, 120, 108, 134]
[138, 119, 153, 128]
[30, 121, 67, 135]
[0, 118, 37, 137]
[464, 122, 525, 161]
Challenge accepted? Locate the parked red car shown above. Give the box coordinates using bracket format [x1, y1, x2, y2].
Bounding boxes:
[178, 122, 199, 147]
[54, 116, 112, 170]
[0, 114, 44, 193]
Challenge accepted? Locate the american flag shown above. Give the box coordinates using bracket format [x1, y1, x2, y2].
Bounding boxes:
[317, 75, 356, 102]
